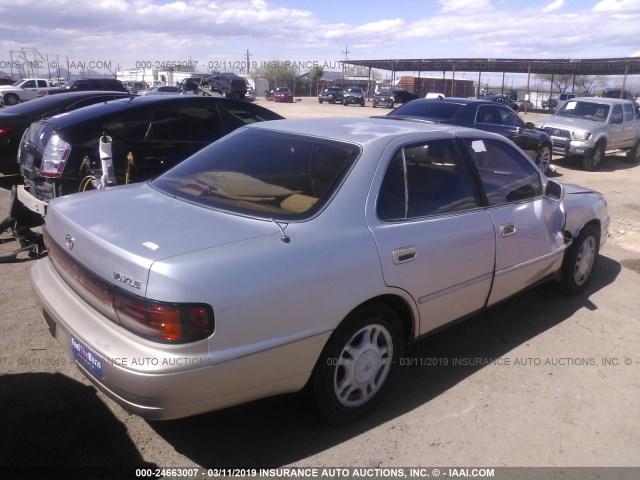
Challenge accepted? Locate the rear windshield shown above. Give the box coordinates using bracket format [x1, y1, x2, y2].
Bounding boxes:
[152, 128, 361, 219]
[390, 101, 465, 119]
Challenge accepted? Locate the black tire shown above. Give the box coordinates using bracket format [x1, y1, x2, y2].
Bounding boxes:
[535, 143, 552, 173]
[310, 303, 404, 425]
[319, 99, 323, 104]
[625, 140, 640, 164]
[372, 103, 377, 108]
[4, 93, 19, 106]
[582, 141, 605, 171]
[559, 224, 600, 295]
[360, 100, 365, 107]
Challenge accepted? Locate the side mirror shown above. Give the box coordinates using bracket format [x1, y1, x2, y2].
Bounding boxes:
[545, 179, 565, 201]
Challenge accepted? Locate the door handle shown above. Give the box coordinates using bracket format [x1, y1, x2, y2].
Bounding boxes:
[500, 223, 516, 237]
[393, 246, 417, 264]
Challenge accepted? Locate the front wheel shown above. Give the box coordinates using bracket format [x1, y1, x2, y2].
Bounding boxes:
[4, 93, 19, 105]
[535, 143, 552, 173]
[559, 224, 600, 295]
[582, 141, 605, 171]
[310, 303, 404, 425]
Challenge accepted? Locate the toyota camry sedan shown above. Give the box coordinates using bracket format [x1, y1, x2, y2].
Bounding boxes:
[31, 118, 609, 424]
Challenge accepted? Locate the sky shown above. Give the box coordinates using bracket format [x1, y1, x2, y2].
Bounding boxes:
[1, 0, 640, 85]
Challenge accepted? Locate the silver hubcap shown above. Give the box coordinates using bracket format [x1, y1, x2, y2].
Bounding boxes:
[334, 324, 393, 407]
[537, 146, 551, 173]
[574, 236, 597, 286]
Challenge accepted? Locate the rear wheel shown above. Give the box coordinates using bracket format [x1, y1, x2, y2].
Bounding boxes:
[559, 224, 600, 295]
[310, 303, 404, 425]
[582, 141, 605, 171]
[625, 140, 640, 165]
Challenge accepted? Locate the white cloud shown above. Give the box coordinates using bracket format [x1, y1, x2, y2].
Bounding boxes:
[437, 0, 494, 14]
[593, 0, 640, 12]
[542, 0, 565, 13]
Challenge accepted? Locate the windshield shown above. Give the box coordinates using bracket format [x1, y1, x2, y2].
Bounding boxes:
[556, 101, 610, 121]
[152, 128, 360, 219]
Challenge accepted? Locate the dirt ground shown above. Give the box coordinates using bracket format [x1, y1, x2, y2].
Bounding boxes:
[0, 98, 639, 476]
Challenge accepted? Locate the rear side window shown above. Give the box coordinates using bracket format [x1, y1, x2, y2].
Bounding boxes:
[463, 138, 542, 205]
[377, 139, 478, 221]
[145, 104, 222, 142]
[623, 103, 634, 122]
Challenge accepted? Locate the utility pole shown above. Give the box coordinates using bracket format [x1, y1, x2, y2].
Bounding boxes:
[342, 45, 350, 87]
[246, 49, 252, 75]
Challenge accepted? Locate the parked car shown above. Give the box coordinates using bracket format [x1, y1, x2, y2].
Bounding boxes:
[343, 87, 366, 107]
[140, 86, 182, 96]
[318, 87, 344, 104]
[535, 97, 640, 170]
[41, 78, 128, 96]
[516, 99, 534, 111]
[32, 117, 608, 424]
[208, 72, 247, 99]
[541, 96, 558, 111]
[555, 92, 593, 111]
[122, 81, 147, 94]
[0, 91, 132, 172]
[601, 88, 635, 101]
[372, 90, 395, 109]
[273, 86, 294, 103]
[0, 78, 55, 105]
[424, 92, 445, 99]
[14, 96, 283, 224]
[178, 77, 205, 94]
[0, 94, 4, 108]
[380, 98, 554, 173]
[245, 86, 256, 101]
[390, 90, 418, 103]
[484, 94, 519, 111]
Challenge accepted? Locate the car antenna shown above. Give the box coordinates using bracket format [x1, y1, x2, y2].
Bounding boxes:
[270, 218, 290, 243]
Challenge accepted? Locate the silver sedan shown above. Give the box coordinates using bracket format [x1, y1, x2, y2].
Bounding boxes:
[32, 118, 609, 424]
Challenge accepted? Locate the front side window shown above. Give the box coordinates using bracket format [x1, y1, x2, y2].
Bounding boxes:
[377, 139, 478, 221]
[152, 129, 359, 219]
[463, 138, 542, 206]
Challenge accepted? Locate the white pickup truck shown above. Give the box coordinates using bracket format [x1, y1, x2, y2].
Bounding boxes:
[0, 78, 54, 106]
[535, 97, 640, 170]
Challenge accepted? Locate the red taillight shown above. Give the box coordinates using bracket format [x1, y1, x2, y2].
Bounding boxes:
[114, 292, 214, 343]
[41, 134, 71, 178]
[0, 126, 13, 137]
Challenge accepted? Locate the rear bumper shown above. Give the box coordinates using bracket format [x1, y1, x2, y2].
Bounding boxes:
[30, 258, 328, 420]
[17, 184, 48, 217]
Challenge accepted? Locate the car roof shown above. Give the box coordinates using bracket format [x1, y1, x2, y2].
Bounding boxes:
[0, 91, 131, 116]
[564, 97, 633, 106]
[247, 117, 492, 146]
[41, 95, 277, 127]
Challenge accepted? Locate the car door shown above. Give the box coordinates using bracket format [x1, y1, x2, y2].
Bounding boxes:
[20, 80, 40, 101]
[461, 136, 567, 306]
[606, 104, 626, 149]
[369, 136, 496, 335]
[475, 104, 539, 157]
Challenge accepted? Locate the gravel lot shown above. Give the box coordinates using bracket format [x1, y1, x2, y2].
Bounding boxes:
[1, 97, 639, 476]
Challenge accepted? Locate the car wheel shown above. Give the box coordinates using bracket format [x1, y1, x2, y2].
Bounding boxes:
[360, 100, 365, 107]
[388, 101, 394, 108]
[559, 224, 600, 295]
[582, 141, 605, 171]
[372, 103, 377, 108]
[625, 140, 640, 164]
[4, 93, 19, 105]
[535, 143, 552, 173]
[319, 99, 323, 104]
[310, 303, 404, 425]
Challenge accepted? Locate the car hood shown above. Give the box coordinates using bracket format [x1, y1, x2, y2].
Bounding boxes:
[538, 116, 603, 131]
[44, 182, 279, 295]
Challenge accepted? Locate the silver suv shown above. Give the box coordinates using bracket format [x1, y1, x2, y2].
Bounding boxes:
[535, 97, 640, 170]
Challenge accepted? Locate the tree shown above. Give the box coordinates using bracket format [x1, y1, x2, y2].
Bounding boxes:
[254, 61, 298, 91]
[307, 66, 324, 96]
[535, 73, 574, 93]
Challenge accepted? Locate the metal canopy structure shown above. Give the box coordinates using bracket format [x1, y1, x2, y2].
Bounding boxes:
[346, 57, 640, 76]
